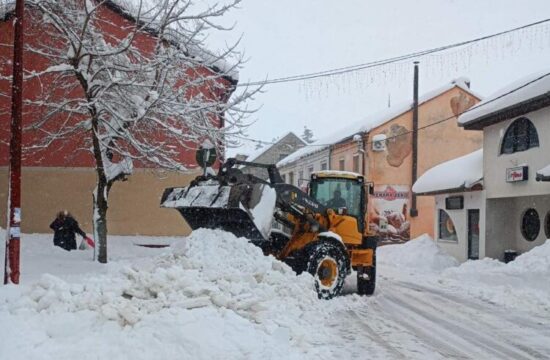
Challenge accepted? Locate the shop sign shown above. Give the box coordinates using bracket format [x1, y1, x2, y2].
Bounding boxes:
[506, 166, 528, 182]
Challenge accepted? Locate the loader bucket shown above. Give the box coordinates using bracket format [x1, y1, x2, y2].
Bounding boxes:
[161, 181, 277, 242]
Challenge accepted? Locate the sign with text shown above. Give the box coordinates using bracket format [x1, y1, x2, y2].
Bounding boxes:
[506, 166, 528, 183]
[369, 185, 411, 244]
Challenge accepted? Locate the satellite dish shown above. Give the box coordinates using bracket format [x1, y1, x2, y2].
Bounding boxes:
[195, 140, 217, 168]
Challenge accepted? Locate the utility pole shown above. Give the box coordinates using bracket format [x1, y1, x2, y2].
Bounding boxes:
[410, 61, 419, 218]
[4, 0, 25, 285]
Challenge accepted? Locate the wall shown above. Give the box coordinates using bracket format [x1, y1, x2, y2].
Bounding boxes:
[330, 136, 366, 174]
[433, 191, 486, 263]
[278, 148, 330, 188]
[485, 195, 550, 260]
[366, 87, 482, 241]
[0, 4, 231, 236]
[0, 167, 199, 236]
[483, 107, 550, 199]
[242, 133, 305, 179]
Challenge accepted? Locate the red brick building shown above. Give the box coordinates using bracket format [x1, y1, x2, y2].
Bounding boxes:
[0, 1, 235, 235]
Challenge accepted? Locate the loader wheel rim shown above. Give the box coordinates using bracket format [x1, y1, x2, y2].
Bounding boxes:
[317, 258, 338, 288]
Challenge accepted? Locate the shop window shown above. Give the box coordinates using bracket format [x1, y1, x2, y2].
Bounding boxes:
[500, 117, 539, 155]
[438, 209, 458, 242]
[545, 211, 550, 239]
[521, 208, 540, 242]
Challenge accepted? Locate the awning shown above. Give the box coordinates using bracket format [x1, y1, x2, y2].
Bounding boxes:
[413, 149, 483, 195]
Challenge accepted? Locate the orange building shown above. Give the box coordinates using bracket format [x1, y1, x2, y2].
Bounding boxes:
[330, 78, 482, 242]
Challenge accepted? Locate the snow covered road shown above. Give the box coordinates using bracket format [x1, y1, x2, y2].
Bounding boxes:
[336, 273, 550, 360]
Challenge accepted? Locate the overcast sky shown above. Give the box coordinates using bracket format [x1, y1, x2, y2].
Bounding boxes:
[206, 0, 550, 156]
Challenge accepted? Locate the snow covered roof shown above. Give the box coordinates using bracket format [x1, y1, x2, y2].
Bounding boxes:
[459, 69, 550, 130]
[0, 0, 239, 82]
[240, 132, 302, 164]
[278, 77, 480, 168]
[413, 149, 483, 195]
[536, 164, 550, 182]
[276, 125, 359, 167]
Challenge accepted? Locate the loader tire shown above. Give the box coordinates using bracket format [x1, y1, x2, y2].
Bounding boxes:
[357, 254, 376, 296]
[306, 241, 348, 300]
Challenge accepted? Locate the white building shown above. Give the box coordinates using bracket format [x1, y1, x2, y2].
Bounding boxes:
[413, 150, 485, 262]
[277, 145, 330, 190]
[415, 70, 550, 262]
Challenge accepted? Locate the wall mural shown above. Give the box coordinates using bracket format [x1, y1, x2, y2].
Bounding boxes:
[369, 185, 411, 244]
[385, 124, 412, 167]
[450, 92, 477, 118]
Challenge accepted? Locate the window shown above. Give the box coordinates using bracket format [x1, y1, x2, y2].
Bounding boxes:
[438, 209, 457, 242]
[288, 172, 294, 185]
[281, 173, 286, 183]
[500, 117, 539, 155]
[339, 158, 345, 171]
[308, 166, 314, 176]
[545, 211, 550, 239]
[521, 208, 540, 242]
[353, 155, 360, 173]
[321, 162, 328, 170]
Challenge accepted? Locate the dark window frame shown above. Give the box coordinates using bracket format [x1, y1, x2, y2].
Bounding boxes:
[521, 208, 540, 242]
[545, 211, 550, 239]
[500, 117, 539, 155]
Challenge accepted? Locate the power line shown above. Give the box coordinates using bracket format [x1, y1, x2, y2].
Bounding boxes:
[236, 71, 550, 151]
[237, 18, 550, 87]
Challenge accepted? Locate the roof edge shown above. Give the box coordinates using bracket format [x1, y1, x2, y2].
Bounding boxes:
[461, 92, 550, 130]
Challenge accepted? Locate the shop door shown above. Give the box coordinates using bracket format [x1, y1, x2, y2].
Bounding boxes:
[468, 209, 480, 260]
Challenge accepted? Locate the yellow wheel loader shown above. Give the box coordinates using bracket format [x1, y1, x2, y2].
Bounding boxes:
[161, 158, 377, 299]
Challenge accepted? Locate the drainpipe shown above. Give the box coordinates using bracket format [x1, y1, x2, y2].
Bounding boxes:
[410, 61, 419, 218]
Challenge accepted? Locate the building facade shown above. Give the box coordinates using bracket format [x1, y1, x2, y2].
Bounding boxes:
[277, 146, 330, 190]
[239, 132, 305, 180]
[413, 149, 485, 263]
[0, 2, 234, 236]
[332, 79, 483, 243]
[417, 70, 550, 262]
[458, 70, 550, 260]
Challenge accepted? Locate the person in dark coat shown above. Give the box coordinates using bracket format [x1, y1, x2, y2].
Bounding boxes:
[50, 210, 87, 251]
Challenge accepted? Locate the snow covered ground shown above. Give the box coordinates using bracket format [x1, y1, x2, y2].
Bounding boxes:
[1, 229, 549, 359]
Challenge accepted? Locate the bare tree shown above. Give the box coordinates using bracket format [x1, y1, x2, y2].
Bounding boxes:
[301, 126, 315, 144]
[1, 0, 257, 262]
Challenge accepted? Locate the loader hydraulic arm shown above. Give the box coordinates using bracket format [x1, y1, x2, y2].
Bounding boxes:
[220, 158, 328, 231]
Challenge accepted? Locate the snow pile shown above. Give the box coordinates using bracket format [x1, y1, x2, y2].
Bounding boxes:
[378, 234, 458, 273]
[249, 185, 277, 239]
[0, 229, 355, 359]
[441, 240, 550, 315]
[413, 149, 483, 194]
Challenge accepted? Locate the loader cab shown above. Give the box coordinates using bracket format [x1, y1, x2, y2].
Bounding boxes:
[309, 171, 366, 233]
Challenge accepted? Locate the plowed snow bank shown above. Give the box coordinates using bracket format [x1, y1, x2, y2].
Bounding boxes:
[0, 229, 359, 359]
[377, 234, 458, 272]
